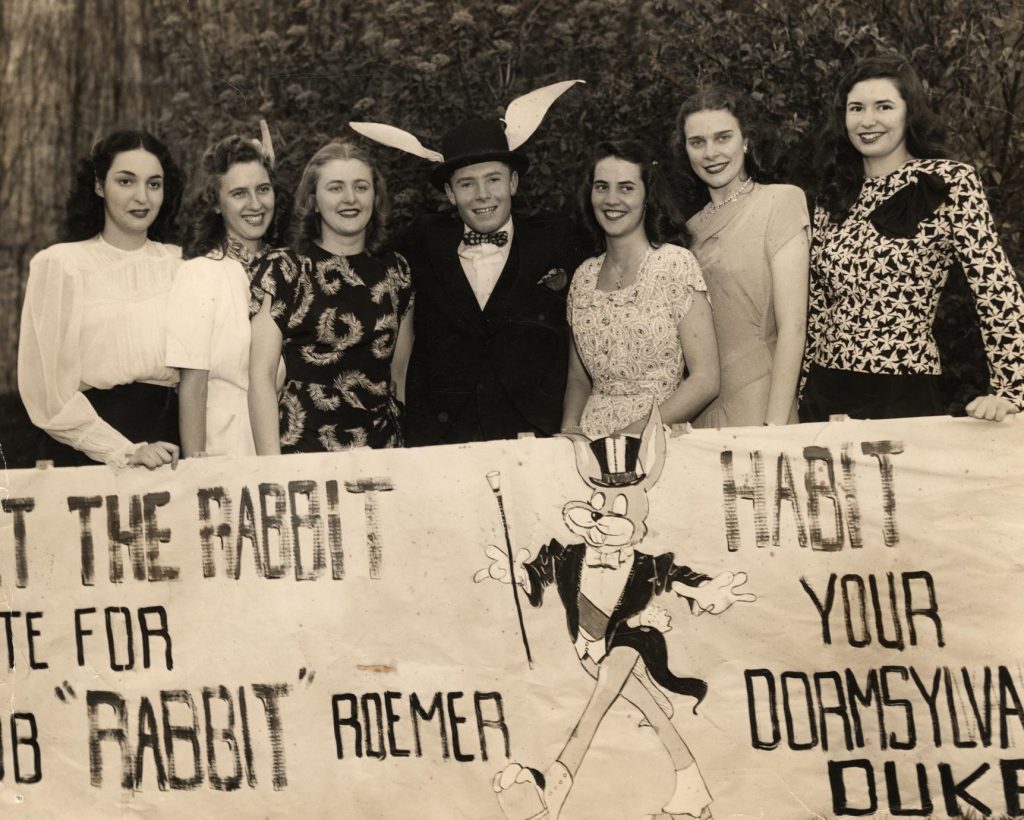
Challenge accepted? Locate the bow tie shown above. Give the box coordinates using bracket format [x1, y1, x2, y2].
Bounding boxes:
[585, 546, 632, 570]
[463, 229, 508, 247]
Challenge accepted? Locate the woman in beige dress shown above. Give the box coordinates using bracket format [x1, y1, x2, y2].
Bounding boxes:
[676, 85, 810, 428]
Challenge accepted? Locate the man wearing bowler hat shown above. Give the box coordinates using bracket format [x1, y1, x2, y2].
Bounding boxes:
[351, 81, 587, 446]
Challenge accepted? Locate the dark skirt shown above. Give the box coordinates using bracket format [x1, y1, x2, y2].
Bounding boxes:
[799, 364, 944, 423]
[35, 382, 179, 467]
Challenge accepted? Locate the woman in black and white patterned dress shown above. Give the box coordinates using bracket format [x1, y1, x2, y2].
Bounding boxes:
[803, 55, 1024, 422]
[248, 141, 413, 453]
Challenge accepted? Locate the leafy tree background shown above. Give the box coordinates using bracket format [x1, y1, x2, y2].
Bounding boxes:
[1, 0, 1022, 464]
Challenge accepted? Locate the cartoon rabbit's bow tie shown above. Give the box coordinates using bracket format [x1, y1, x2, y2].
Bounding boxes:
[585, 546, 632, 569]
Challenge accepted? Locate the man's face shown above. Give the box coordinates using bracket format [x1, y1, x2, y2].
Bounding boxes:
[444, 161, 518, 234]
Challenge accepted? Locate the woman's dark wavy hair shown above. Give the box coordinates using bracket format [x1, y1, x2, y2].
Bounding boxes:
[291, 140, 391, 254]
[62, 129, 184, 243]
[578, 140, 687, 255]
[814, 55, 947, 221]
[181, 135, 286, 260]
[671, 84, 780, 217]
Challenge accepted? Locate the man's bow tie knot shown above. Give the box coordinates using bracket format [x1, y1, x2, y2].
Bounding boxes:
[463, 229, 509, 247]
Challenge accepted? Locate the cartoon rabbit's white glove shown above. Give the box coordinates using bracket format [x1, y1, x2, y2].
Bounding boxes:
[473, 544, 529, 587]
[628, 604, 673, 632]
[684, 571, 756, 616]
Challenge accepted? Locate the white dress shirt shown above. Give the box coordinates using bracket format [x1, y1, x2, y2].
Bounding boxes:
[457, 219, 513, 309]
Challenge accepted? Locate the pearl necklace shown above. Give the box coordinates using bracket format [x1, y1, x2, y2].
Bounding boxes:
[704, 177, 754, 217]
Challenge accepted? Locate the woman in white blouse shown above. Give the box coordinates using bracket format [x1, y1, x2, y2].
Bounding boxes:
[166, 135, 284, 458]
[18, 130, 185, 469]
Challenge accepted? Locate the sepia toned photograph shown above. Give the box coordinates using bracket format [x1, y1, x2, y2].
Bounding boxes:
[0, 1, 1022, 817]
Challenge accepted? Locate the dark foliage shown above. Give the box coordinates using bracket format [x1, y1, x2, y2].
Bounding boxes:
[5, 0, 1022, 415]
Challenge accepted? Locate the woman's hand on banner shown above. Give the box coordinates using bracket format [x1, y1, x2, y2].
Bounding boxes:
[127, 441, 180, 470]
[965, 394, 1017, 422]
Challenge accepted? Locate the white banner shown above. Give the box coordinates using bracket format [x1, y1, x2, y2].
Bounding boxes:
[1, 416, 1022, 818]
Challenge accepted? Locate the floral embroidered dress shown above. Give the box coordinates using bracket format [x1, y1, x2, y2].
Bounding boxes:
[807, 158, 1024, 410]
[568, 244, 707, 437]
[251, 245, 413, 452]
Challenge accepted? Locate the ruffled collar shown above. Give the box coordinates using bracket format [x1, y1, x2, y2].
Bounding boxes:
[225, 236, 261, 266]
[95, 233, 152, 255]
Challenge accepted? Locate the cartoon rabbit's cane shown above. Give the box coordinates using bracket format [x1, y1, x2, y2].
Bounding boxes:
[486, 471, 534, 669]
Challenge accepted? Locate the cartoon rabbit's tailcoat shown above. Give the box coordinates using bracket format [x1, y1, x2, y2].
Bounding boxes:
[524, 538, 710, 705]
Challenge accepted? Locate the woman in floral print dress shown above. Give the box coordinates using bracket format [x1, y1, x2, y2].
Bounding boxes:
[804, 55, 1024, 422]
[248, 141, 414, 453]
[562, 140, 719, 438]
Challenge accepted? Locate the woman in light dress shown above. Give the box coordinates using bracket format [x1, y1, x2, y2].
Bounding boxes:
[676, 85, 810, 428]
[18, 130, 185, 469]
[166, 134, 285, 457]
[562, 139, 719, 438]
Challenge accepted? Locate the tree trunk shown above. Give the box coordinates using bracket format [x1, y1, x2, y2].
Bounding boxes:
[0, 0, 151, 392]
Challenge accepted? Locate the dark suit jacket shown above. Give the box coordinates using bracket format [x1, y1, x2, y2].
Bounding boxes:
[394, 211, 588, 446]
[524, 539, 710, 705]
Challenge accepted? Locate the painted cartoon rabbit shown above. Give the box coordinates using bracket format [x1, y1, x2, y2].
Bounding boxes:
[476, 406, 755, 820]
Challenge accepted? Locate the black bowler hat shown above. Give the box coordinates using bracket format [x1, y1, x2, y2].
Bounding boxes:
[429, 118, 529, 191]
[349, 80, 584, 191]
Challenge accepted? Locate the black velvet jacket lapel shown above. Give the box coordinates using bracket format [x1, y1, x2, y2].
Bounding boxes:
[426, 218, 486, 334]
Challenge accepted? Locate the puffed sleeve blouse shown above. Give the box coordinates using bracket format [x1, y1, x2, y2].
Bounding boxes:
[18, 236, 181, 467]
[808, 158, 1024, 408]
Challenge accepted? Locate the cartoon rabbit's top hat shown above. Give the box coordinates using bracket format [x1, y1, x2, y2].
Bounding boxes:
[588, 436, 646, 488]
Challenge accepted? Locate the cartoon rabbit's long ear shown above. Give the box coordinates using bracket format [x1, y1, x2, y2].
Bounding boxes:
[637, 404, 666, 490]
[561, 431, 603, 487]
[348, 122, 445, 163]
[258, 119, 276, 168]
[503, 79, 585, 151]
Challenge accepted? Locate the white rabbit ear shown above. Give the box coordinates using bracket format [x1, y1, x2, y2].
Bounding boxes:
[636, 404, 666, 490]
[258, 119, 276, 168]
[563, 431, 604, 488]
[503, 79, 585, 151]
[348, 122, 445, 163]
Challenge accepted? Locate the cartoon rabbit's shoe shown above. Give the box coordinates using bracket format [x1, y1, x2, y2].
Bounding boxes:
[647, 811, 712, 820]
[651, 764, 712, 819]
[494, 761, 572, 820]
